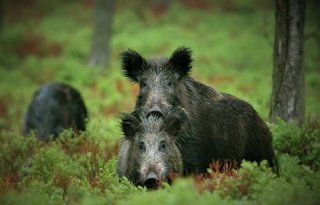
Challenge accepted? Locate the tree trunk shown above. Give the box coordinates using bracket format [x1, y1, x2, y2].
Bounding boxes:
[0, 0, 3, 31]
[88, 0, 115, 67]
[269, 0, 306, 125]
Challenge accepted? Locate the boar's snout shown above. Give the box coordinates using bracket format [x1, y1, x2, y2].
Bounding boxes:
[146, 95, 167, 118]
[146, 109, 163, 119]
[144, 171, 160, 189]
[146, 100, 163, 118]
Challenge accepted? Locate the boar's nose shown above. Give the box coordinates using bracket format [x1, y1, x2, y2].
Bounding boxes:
[144, 171, 160, 189]
[147, 105, 163, 118]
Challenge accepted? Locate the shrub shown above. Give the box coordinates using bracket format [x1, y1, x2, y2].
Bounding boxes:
[271, 121, 320, 170]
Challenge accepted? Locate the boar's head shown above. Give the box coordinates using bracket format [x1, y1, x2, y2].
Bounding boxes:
[121, 47, 192, 118]
[120, 107, 188, 189]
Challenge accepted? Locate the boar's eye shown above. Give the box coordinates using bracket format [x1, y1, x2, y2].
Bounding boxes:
[159, 140, 166, 151]
[140, 81, 147, 88]
[139, 141, 145, 152]
[167, 81, 173, 87]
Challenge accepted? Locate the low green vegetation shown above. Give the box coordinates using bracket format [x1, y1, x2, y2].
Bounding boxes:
[1, 122, 320, 205]
[0, 0, 319, 204]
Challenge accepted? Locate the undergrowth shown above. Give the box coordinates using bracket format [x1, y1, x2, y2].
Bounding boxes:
[0, 122, 320, 205]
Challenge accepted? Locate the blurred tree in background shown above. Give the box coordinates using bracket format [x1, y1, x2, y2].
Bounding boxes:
[0, 0, 3, 31]
[270, 0, 306, 125]
[88, 0, 115, 67]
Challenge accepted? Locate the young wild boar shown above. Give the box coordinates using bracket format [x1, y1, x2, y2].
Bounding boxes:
[117, 108, 193, 189]
[23, 82, 88, 141]
[120, 47, 278, 173]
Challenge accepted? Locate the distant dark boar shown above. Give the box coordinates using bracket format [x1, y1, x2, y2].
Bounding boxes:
[23, 82, 88, 141]
[120, 47, 278, 173]
[117, 109, 190, 189]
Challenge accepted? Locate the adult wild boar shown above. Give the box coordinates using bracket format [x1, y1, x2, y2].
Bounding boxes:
[23, 82, 88, 141]
[120, 47, 278, 173]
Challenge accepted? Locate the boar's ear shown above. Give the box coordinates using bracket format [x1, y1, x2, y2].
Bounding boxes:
[121, 49, 147, 82]
[168, 46, 192, 78]
[163, 108, 189, 138]
[121, 113, 139, 140]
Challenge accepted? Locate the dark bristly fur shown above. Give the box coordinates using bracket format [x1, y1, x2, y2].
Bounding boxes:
[121, 49, 147, 82]
[168, 46, 193, 77]
[22, 82, 88, 141]
[120, 46, 278, 175]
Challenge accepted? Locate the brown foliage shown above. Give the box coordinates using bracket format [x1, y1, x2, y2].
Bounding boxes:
[16, 34, 63, 59]
[193, 161, 252, 197]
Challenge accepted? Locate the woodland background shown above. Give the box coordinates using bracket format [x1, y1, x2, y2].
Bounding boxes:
[0, 0, 319, 204]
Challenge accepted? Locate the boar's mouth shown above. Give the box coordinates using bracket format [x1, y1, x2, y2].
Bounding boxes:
[146, 111, 163, 119]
